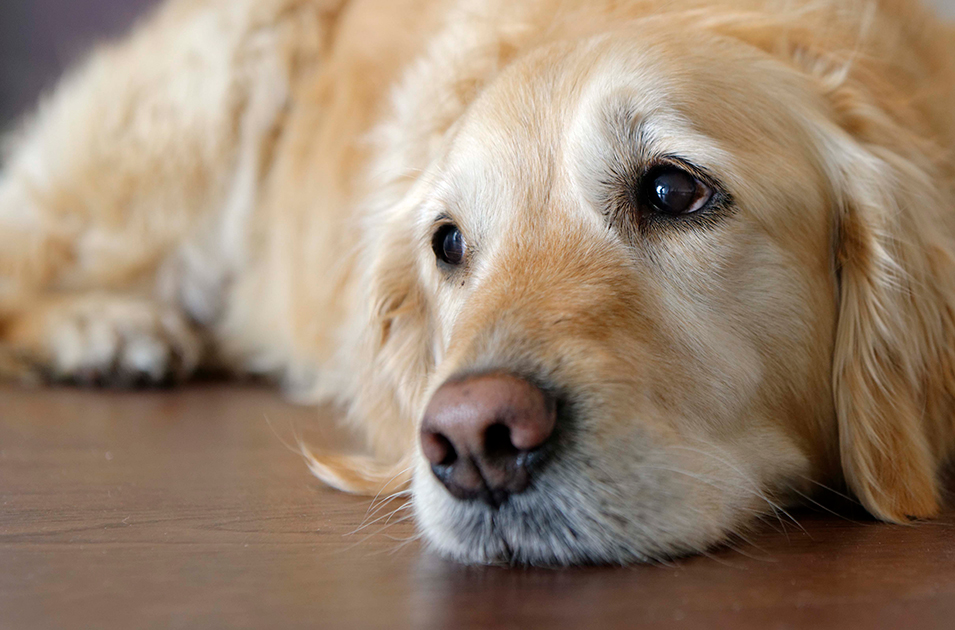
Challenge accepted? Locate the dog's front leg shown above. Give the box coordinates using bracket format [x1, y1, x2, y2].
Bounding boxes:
[0, 0, 342, 385]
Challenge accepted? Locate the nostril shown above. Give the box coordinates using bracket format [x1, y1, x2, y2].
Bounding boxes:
[484, 423, 518, 460]
[421, 430, 458, 467]
[435, 434, 458, 466]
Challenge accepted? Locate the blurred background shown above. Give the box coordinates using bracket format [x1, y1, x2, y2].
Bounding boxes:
[0, 0, 157, 126]
[1, 0, 954, 128]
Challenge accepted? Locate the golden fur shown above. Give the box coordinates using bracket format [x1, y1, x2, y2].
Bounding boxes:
[2, 0, 955, 564]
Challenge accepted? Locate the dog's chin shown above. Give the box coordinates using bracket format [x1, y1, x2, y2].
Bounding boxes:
[413, 482, 631, 566]
[411, 459, 714, 567]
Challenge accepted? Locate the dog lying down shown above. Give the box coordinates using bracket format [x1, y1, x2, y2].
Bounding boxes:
[2, 0, 955, 565]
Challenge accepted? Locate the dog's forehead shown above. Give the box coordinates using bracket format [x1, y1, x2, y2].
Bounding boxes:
[432, 30, 829, 249]
[431, 38, 680, 230]
[438, 33, 764, 199]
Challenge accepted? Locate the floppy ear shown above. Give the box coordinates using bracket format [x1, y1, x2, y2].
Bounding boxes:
[825, 101, 955, 522]
[360, 210, 435, 412]
[304, 199, 433, 495]
[699, 4, 955, 521]
[695, 10, 955, 521]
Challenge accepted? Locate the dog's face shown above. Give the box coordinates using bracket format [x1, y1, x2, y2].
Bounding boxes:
[356, 18, 948, 566]
[405, 30, 838, 565]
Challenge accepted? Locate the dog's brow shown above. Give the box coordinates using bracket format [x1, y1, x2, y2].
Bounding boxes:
[433, 213, 452, 224]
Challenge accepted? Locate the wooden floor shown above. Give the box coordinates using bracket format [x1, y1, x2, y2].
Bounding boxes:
[2, 385, 954, 629]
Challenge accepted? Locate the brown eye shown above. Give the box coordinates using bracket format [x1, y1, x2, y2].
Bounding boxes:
[432, 224, 466, 267]
[642, 166, 712, 216]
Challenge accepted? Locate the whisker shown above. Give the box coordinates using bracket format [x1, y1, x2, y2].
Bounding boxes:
[337, 506, 417, 555]
[666, 443, 809, 536]
[795, 474, 859, 503]
[348, 499, 413, 537]
[359, 465, 415, 527]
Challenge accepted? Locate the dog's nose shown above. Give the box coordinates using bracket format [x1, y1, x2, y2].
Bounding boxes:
[420, 372, 556, 505]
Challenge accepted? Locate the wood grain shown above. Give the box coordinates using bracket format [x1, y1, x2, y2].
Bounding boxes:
[2, 385, 954, 629]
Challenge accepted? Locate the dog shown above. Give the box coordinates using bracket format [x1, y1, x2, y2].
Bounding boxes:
[1, 0, 954, 565]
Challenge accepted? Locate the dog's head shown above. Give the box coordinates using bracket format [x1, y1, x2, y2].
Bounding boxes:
[316, 7, 955, 565]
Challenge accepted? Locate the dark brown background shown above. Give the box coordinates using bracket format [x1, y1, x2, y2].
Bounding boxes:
[2, 385, 955, 630]
[0, 0, 157, 126]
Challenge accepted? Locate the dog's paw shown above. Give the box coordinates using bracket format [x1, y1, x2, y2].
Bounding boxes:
[7, 296, 203, 387]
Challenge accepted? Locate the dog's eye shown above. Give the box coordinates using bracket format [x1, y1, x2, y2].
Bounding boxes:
[642, 166, 712, 216]
[432, 224, 466, 267]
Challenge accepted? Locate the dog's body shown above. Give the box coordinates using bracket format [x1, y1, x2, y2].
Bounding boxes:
[2, 0, 955, 564]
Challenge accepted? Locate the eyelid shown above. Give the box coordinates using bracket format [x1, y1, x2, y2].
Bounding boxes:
[427, 213, 455, 247]
[646, 158, 722, 208]
[646, 156, 711, 182]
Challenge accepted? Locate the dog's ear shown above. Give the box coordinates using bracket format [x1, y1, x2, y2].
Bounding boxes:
[702, 6, 955, 521]
[823, 87, 955, 522]
[304, 198, 432, 495]
[696, 11, 954, 521]
[362, 205, 434, 407]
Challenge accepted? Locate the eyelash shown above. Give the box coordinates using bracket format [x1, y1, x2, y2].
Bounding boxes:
[606, 158, 731, 236]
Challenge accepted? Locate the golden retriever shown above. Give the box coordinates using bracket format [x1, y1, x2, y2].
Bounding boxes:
[1, 0, 954, 565]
